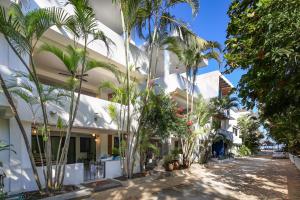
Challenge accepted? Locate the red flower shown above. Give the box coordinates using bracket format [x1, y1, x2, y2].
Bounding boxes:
[187, 121, 193, 126]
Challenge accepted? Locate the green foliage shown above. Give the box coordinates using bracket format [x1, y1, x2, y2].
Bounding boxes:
[238, 115, 263, 154]
[142, 90, 182, 139]
[112, 147, 120, 156]
[238, 145, 251, 156]
[171, 148, 181, 160]
[225, 0, 300, 149]
[210, 95, 239, 115]
[163, 154, 174, 166]
[194, 95, 213, 127]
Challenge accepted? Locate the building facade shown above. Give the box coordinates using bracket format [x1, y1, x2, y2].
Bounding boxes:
[0, 0, 243, 193]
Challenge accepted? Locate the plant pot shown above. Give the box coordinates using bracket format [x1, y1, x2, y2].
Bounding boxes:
[182, 160, 190, 169]
[173, 160, 180, 170]
[165, 163, 174, 171]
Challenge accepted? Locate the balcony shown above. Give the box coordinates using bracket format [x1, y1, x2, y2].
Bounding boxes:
[29, 0, 148, 79]
[4, 84, 122, 131]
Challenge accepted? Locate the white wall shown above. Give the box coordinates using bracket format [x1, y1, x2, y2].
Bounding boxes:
[29, 0, 148, 74]
[19, 163, 84, 192]
[99, 134, 108, 157]
[104, 159, 140, 179]
[194, 71, 220, 99]
[229, 109, 243, 145]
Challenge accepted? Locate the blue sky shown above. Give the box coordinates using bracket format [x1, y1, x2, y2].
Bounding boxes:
[171, 0, 245, 88]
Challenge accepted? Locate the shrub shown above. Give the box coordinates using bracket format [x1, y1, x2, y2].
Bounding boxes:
[163, 154, 174, 166]
[238, 145, 251, 156]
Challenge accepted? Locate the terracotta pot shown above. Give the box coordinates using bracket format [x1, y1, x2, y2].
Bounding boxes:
[173, 160, 180, 170]
[165, 163, 174, 171]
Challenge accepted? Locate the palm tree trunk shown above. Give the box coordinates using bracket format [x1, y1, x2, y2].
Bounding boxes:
[0, 74, 43, 191]
[119, 6, 132, 178]
[5, 37, 51, 191]
[56, 88, 76, 188]
[185, 69, 190, 117]
[29, 56, 53, 191]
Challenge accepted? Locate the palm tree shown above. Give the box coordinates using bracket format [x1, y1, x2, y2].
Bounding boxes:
[211, 95, 239, 117]
[0, 3, 69, 191]
[111, 0, 143, 178]
[0, 0, 113, 191]
[193, 96, 214, 164]
[54, 1, 114, 188]
[99, 74, 139, 177]
[111, 0, 200, 178]
[135, 0, 200, 85]
[0, 73, 43, 190]
[7, 72, 67, 183]
[39, 43, 119, 188]
[166, 33, 222, 117]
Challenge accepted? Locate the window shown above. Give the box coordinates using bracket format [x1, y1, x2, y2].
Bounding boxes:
[80, 137, 91, 152]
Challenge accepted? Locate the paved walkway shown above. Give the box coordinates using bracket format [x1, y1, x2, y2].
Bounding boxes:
[84, 156, 300, 200]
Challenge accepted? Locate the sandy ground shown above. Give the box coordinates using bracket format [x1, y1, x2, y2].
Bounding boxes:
[84, 155, 300, 200]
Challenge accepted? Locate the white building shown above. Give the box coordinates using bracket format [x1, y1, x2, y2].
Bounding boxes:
[0, 0, 242, 194]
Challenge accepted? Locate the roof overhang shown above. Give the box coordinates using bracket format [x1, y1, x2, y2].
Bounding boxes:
[219, 74, 234, 96]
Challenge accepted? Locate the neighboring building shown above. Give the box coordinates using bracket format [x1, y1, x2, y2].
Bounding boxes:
[0, 0, 242, 193]
[153, 70, 238, 158]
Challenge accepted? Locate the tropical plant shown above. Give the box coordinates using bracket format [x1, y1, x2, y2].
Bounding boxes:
[52, 0, 116, 190]
[6, 72, 67, 181]
[141, 90, 179, 140]
[138, 130, 159, 172]
[238, 114, 263, 154]
[167, 33, 222, 116]
[0, 141, 15, 154]
[135, 0, 199, 84]
[193, 96, 214, 164]
[0, 2, 69, 191]
[210, 95, 239, 116]
[0, 0, 114, 192]
[100, 71, 140, 177]
[238, 145, 251, 156]
[39, 42, 118, 188]
[0, 140, 15, 200]
[111, 0, 144, 178]
[110, 0, 202, 177]
[224, 0, 300, 151]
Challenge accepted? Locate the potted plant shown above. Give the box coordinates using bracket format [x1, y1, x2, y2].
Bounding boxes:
[112, 147, 120, 158]
[163, 154, 174, 171]
[171, 148, 181, 170]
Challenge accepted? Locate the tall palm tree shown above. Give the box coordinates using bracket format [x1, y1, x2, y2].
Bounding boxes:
[135, 0, 199, 85]
[0, 0, 113, 191]
[112, 0, 143, 178]
[167, 33, 222, 117]
[112, 0, 200, 178]
[0, 73, 43, 190]
[0, 3, 69, 191]
[7, 72, 67, 182]
[56, 1, 113, 187]
[211, 95, 239, 117]
[39, 44, 119, 188]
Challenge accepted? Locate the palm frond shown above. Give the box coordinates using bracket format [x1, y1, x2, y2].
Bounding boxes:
[92, 30, 114, 54]
[168, 0, 199, 17]
[39, 44, 84, 74]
